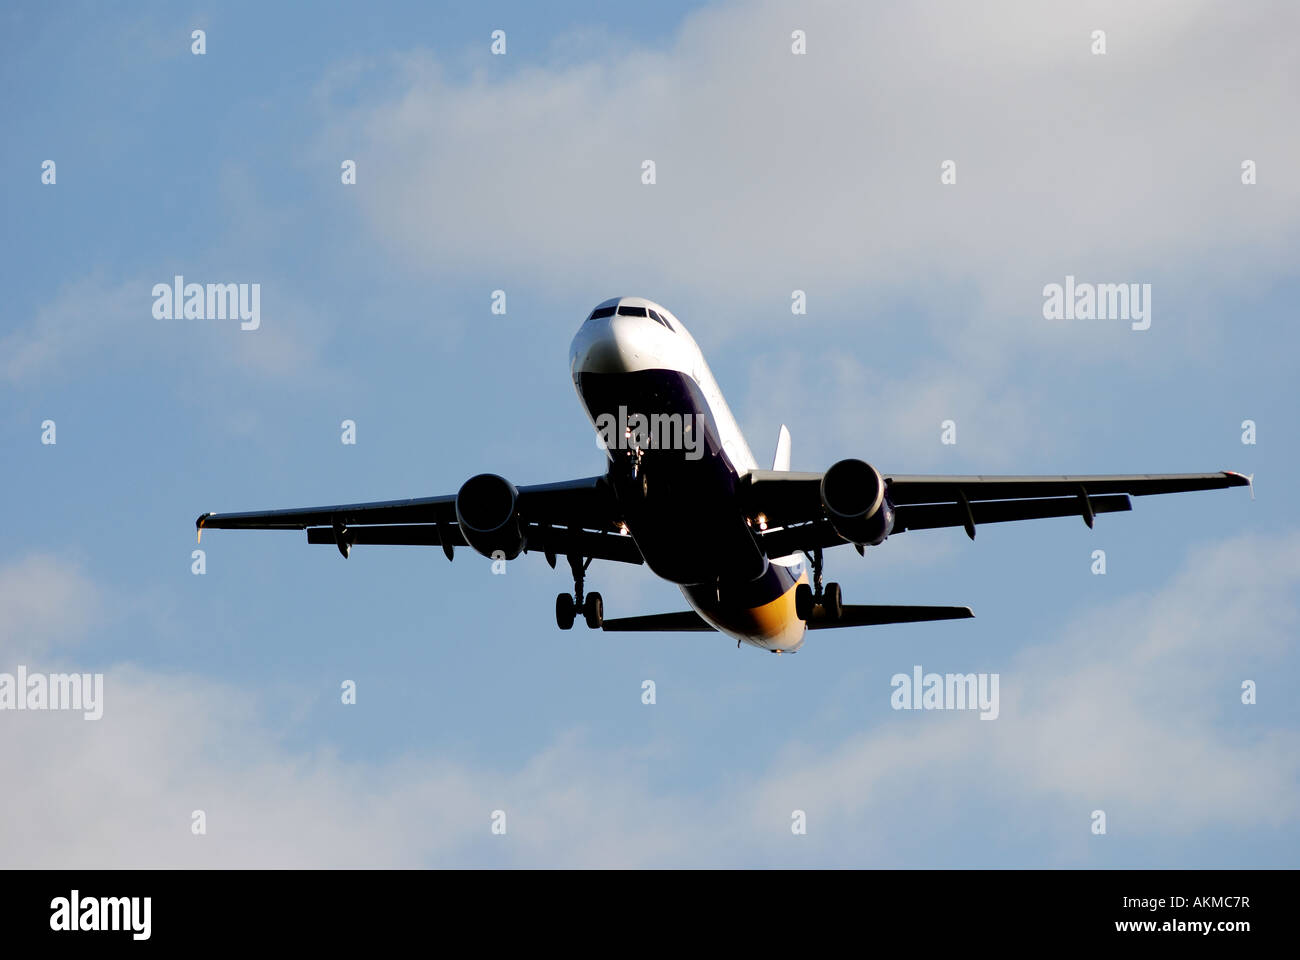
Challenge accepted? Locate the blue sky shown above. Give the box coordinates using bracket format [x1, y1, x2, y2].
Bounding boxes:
[1, 0, 1297, 867]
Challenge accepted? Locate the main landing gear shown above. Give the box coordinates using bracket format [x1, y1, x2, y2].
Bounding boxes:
[556, 554, 603, 630]
[794, 547, 842, 622]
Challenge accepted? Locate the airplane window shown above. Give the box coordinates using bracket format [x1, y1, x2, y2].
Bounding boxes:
[588, 306, 617, 319]
[648, 309, 665, 324]
[617, 306, 648, 317]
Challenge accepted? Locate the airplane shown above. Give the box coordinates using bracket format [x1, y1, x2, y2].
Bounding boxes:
[196, 296, 1252, 654]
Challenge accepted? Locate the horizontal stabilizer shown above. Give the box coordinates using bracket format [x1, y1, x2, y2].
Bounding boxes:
[601, 611, 715, 632]
[807, 604, 974, 629]
[600, 604, 973, 632]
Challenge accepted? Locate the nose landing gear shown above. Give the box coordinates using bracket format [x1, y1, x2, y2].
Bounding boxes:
[556, 554, 603, 630]
[794, 547, 842, 622]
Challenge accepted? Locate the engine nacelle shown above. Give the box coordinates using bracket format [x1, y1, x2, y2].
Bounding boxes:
[820, 458, 895, 546]
[456, 473, 525, 560]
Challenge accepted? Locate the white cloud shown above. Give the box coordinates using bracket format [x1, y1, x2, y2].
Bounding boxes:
[743, 530, 1300, 862]
[4, 0, 1294, 867]
[327, 0, 1300, 330]
[0, 554, 103, 661]
[0, 275, 137, 386]
[1, 529, 1295, 867]
[307, 0, 1300, 470]
[2, 271, 327, 388]
[737, 348, 1039, 470]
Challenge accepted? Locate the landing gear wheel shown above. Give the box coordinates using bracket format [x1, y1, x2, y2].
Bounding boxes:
[823, 582, 843, 622]
[583, 592, 604, 629]
[795, 583, 814, 621]
[556, 593, 576, 630]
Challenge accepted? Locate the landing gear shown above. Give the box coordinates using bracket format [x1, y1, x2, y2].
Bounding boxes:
[556, 593, 576, 630]
[795, 548, 843, 622]
[583, 592, 603, 629]
[795, 582, 814, 620]
[822, 581, 842, 621]
[556, 554, 603, 630]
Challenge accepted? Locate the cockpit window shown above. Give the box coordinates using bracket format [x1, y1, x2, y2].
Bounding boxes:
[598, 303, 674, 330]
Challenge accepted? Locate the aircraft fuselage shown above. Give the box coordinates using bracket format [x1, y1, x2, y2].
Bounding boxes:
[570, 298, 808, 652]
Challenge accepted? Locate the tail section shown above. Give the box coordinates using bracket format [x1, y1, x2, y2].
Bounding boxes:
[806, 605, 975, 629]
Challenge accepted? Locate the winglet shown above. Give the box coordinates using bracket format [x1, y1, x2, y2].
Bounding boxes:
[196, 513, 209, 544]
[1224, 470, 1255, 500]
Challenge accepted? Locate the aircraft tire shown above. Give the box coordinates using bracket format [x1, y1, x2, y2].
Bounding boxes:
[584, 592, 604, 629]
[823, 582, 843, 621]
[556, 593, 576, 630]
[795, 583, 813, 621]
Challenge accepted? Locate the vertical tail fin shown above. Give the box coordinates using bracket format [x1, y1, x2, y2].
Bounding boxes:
[773, 424, 791, 471]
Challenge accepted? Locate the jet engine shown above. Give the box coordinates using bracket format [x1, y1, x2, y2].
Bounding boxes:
[819, 458, 895, 546]
[456, 473, 526, 560]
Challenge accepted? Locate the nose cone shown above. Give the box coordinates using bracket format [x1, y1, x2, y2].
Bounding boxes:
[572, 308, 666, 378]
[571, 314, 628, 376]
[572, 297, 687, 382]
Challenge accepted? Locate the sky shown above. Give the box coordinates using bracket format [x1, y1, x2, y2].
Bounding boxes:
[1, 0, 1297, 867]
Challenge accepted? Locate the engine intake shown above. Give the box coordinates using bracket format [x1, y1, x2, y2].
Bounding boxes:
[456, 473, 525, 560]
[820, 458, 894, 546]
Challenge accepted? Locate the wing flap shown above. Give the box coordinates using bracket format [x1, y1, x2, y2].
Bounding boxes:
[306, 525, 462, 547]
[305, 522, 643, 565]
[894, 493, 1132, 533]
[757, 493, 1134, 555]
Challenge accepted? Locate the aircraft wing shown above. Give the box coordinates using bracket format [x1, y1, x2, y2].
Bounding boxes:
[196, 475, 643, 565]
[744, 469, 1252, 557]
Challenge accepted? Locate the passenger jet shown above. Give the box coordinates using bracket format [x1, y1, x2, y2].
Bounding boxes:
[197, 297, 1251, 653]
